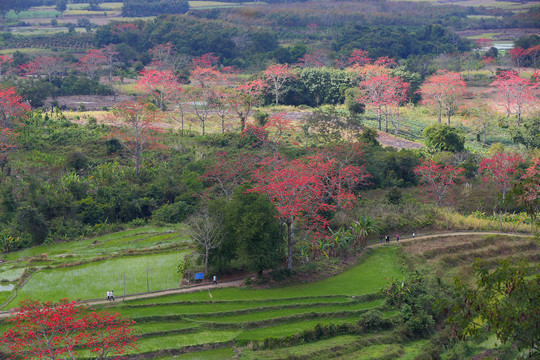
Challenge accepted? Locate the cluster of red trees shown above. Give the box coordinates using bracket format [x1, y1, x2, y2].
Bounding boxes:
[413, 153, 539, 213]
[2, 300, 136, 360]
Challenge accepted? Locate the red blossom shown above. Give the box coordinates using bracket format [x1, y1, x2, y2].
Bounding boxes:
[248, 149, 369, 269]
[0, 87, 30, 127]
[135, 69, 179, 110]
[76, 49, 107, 79]
[107, 100, 165, 176]
[263, 64, 295, 105]
[479, 152, 522, 202]
[1, 300, 137, 360]
[413, 160, 464, 206]
[347, 49, 371, 66]
[489, 70, 534, 126]
[418, 70, 467, 124]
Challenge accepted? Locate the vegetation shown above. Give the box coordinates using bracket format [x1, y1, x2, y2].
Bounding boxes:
[0, 0, 538, 358]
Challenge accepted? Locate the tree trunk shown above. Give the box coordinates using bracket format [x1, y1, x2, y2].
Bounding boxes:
[205, 246, 209, 274]
[287, 220, 294, 270]
[438, 106, 442, 123]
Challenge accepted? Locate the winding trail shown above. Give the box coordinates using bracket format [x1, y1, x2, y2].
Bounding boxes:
[0, 231, 534, 318]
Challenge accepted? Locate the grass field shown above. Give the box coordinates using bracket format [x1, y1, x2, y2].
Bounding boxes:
[1, 231, 535, 358]
[0, 226, 190, 309]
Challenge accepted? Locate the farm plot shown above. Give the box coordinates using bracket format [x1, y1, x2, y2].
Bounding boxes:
[0, 226, 189, 309]
[73, 246, 406, 358]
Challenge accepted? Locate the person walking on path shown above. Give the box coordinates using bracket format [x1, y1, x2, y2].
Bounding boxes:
[380, 235, 383, 244]
[385, 235, 389, 244]
[107, 291, 110, 301]
[396, 234, 399, 242]
[213, 275, 217, 285]
[110, 290, 115, 301]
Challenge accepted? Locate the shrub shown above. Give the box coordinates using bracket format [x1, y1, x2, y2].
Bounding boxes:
[151, 201, 192, 224]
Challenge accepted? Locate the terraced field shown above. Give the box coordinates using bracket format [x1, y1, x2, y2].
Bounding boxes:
[72, 246, 406, 359]
[400, 233, 539, 282]
[0, 226, 190, 308]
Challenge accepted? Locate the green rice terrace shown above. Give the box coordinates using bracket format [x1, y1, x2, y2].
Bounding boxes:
[0, 227, 537, 359]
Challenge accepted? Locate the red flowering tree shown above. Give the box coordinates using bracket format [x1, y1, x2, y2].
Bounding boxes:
[418, 70, 467, 124]
[135, 69, 178, 110]
[189, 53, 219, 70]
[347, 49, 371, 66]
[21, 56, 64, 81]
[358, 74, 408, 133]
[107, 101, 164, 176]
[0, 87, 30, 127]
[479, 152, 522, 204]
[149, 43, 176, 71]
[0, 55, 12, 78]
[413, 160, 464, 206]
[490, 71, 534, 126]
[263, 64, 295, 105]
[509, 47, 527, 72]
[76, 49, 107, 79]
[188, 67, 228, 135]
[230, 79, 265, 130]
[249, 152, 368, 269]
[101, 44, 119, 82]
[201, 151, 253, 198]
[474, 38, 493, 50]
[1, 299, 137, 360]
[481, 56, 497, 77]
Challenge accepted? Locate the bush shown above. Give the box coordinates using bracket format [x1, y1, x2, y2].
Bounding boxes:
[151, 201, 192, 224]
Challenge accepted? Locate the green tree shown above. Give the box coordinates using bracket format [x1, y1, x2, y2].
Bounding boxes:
[450, 259, 539, 359]
[16, 205, 48, 244]
[224, 187, 283, 273]
[511, 116, 540, 150]
[423, 123, 465, 152]
[55, 0, 67, 13]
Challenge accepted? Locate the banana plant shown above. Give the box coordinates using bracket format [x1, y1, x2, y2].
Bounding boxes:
[350, 216, 381, 248]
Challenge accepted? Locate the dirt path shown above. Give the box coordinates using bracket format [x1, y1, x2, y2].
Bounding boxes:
[0, 231, 533, 318]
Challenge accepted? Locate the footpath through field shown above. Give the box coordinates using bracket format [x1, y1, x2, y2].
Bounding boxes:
[0, 231, 533, 318]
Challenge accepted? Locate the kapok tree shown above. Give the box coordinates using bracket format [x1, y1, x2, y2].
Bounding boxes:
[101, 44, 119, 83]
[76, 49, 107, 79]
[0, 55, 12, 78]
[481, 56, 497, 77]
[418, 70, 467, 124]
[188, 67, 228, 135]
[358, 74, 408, 133]
[201, 151, 253, 198]
[148, 42, 176, 71]
[509, 47, 528, 72]
[380, 76, 409, 135]
[249, 153, 367, 270]
[479, 152, 522, 207]
[107, 100, 164, 176]
[21, 56, 64, 82]
[413, 159, 464, 206]
[263, 64, 295, 105]
[135, 69, 178, 110]
[464, 95, 497, 146]
[0, 87, 30, 127]
[189, 53, 220, 70]
[490, 71, 534, 126]
[2, 299, 137, 360]
[357, 75, 387, 131]
[347, 49, 372, 66]
[230, 79, 265, 131]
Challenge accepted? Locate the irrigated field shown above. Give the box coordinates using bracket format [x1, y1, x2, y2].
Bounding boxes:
[0, 230, 536, 359]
